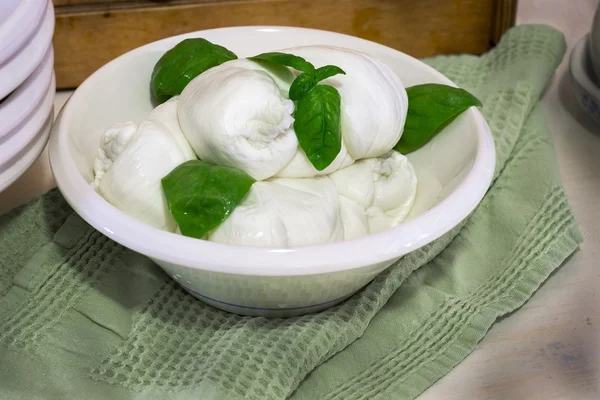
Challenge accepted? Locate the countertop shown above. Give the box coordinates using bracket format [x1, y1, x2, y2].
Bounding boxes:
[1, 1, 599, 398]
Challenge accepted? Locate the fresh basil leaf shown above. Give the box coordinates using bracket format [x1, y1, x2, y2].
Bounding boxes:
[289, 65, 345, 101]
[151, 38, 237, 103]
[248, 52, 315, 74]
[294, 85, 343, 171]
[289, 71, 317, 101]
[315, 65, 346, 82]
[161, 160, 255, 239]
[395, 84, 482, 154]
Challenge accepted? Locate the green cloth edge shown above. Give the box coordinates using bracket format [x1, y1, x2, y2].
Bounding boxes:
[328, 193, 581, 400]
[397, 223, 581, 400]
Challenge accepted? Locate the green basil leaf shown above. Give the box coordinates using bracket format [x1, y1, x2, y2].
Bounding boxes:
[395, 84, 482, 154]
[289, 65, 345, 101]
[151, 38, 237, 103]
[315, 65, 346, 82]
[248, 52, 315, 74]
[161, 160, 255, 239]
[294, 85, 342, 171]
[289, 71, 317, 101]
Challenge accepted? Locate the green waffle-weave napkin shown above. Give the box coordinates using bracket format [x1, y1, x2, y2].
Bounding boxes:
[0, 24, 581, 400]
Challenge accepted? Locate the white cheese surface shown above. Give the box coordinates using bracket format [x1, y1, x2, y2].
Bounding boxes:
[275, 45, 408, 178]
[94, 46, 418, 246]
[330, 150, 417, 235]
[92, 122, 137, 189]
[178, 59, 298, 181]
[95, 98, 196, 232]
[209, 176, 344, 247]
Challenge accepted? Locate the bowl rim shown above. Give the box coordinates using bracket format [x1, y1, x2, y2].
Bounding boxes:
[570, 34, 600, 100]
[0, 60, 54, 168]
[0, 76, 54, 191]
[0, 46, 54, 140]
[50, 25, 496, 277]
[0, 108, 53, 192]
[0, 0, 47, 65]
[0, 0, 54, 100]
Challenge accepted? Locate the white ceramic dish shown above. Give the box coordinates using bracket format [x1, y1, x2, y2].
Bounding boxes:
[589, 3, 600, 81]
[0, 46, 53, 140]
[0, 75, 54, 191]
[0, 0, 53, 100]
[49, 26, 496, 317]
[570, 35, 600, 123]
[0, 0, 21, 26]
[0, 0, 47, 65]
[0, 63, 54, 168]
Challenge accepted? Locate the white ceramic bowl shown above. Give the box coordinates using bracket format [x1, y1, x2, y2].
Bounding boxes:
[0, 0, 21, 26]
[0, 0, 47, 65]
[0, 46, 54, 140]
[0, 72, 55, 191]
[589, 3, 600, 81]
[0, 46, 54, 191]
[0, 0, 53, 100]
[49, 26, 496, 317]
[570, 35, 600, 123]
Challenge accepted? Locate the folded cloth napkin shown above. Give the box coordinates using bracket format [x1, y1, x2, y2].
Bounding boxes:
[0, 24, 582, 400]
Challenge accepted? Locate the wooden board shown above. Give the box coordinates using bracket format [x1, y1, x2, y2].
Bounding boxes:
[52, 0, 518, 89]
[53, 0, 219, 6]
[53, 0, 127, 6]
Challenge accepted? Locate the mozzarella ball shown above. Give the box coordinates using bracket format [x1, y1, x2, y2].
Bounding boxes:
[178, 59, 298, 181]
[93, 122, 137, 188]
[96, 98, 196, 232]
[329, 150, 417, 234]
[338, 196, 369, 240]
[277, 45, 408, 166]
[275, 139, 355, 178]
[208, 177, 344, 247]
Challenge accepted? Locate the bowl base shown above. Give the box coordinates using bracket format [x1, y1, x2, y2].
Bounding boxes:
[181, 285, 353, 318]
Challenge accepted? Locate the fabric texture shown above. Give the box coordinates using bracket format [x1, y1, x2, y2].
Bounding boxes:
[0, 24, 581, 400]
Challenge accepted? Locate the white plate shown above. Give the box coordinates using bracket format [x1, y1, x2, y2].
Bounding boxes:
[0, 74, 55, 192]
[0, 46, 53, 140]
[0, 0, 53, 100]
[0, 0, 47, 65]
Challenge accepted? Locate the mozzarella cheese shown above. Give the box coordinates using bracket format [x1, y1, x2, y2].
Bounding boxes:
[275, 45, 408, 177]
[329, 150, 417, 235]
[338, 195, 369, 240]
[95, 97, 197, 232]
[275, 139, 355, 178]
[94, 46, 418, 246]
[146, 96, 196, 161]
[178, 59, 298, 181]
[208, 176, 344, 247]
[92, 122, 137, 188]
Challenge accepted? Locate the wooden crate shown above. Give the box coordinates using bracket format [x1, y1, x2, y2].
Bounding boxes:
[52, 0, 517, 89]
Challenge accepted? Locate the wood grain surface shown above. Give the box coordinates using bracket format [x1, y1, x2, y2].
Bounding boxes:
[53, 0, 222, 7]
[52, 0, 517, 88]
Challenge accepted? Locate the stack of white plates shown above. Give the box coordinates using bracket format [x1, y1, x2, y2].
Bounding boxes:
[0, 0, 55, 191]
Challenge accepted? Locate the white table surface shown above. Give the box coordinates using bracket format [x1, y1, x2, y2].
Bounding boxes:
[1, 1, 599, 398]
